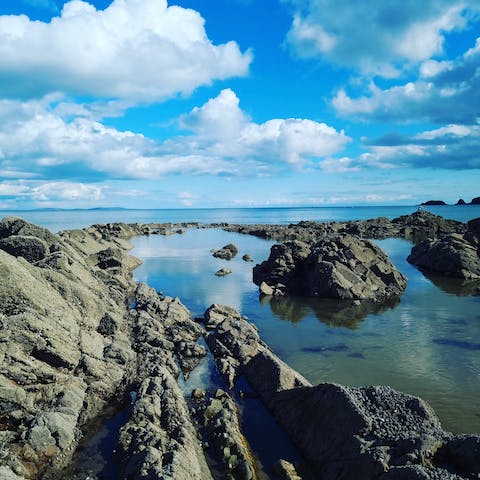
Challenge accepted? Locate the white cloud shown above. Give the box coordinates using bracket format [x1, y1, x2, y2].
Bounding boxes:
[284, 0, 479, 76]
[332, 36, 480, 125]
[0, 0, 252, 102]
[0, 90, 350, 182]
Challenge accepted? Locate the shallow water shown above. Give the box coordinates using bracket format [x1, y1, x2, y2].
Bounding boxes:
[132, 229, 480, 435]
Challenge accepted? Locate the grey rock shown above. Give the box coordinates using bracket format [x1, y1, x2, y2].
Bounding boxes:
[408, 222, 480, 280]
[273, 459, 302, 480]
[242, 254, 254, 262]
[254, 236, 407, 303]
[213, 244, 239, 260]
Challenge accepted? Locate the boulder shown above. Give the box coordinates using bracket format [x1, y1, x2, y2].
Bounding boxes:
[212, 243, 239, 260]
[253, 236, 407, 303]
[242, 254, 255, 262]
[408, 223, 480, 280]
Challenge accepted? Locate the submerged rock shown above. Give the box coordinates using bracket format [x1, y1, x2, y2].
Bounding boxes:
[201, 304, 480, 480]
[253, 236, 407, 303]
[213, 243, 239, 260]
[408, 218, 480, 280]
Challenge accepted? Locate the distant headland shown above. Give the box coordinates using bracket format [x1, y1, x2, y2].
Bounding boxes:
[421, 196, 480, 206]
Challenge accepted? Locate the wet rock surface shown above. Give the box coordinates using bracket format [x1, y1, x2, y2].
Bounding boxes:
[192, 389, 258, 480]
[408, 218, 480, 280]
[201, 304, 480, 480]
[253, 236, 407, 302]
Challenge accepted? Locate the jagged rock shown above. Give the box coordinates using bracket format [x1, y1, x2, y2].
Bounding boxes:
[213, 244, 239, 260]
[195, 392, 257, 480]
[408, 220, 480, 280]
[202, 304, 480, 480]
[215, 268, 232, 276]
[253, 236, 407, 303]
[117, 371, 212, 480]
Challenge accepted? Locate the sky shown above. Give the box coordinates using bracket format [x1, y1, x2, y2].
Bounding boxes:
[0, 0, 479, 209]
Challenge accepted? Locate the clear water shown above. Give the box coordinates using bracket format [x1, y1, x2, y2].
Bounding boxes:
[132, 229, 480, 435]
[1, 204, 480, 232]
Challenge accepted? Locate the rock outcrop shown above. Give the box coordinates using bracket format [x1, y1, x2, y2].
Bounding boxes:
[201, 304, 480, 480]
[408, 218, 480, 280]
[421, 200, 447, 206]
[0, 218, 211, 480]
[253, 236, 407, 303]
[222, 211, 466, 244]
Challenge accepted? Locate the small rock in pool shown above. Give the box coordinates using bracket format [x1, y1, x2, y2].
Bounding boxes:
[215, 268, 232, 277]
[242, 254, 254, 262]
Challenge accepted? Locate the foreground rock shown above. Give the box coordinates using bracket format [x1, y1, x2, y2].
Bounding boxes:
[408, 218, 480, 280]
[253, 236, 407, 303]
[0, 218, 210, 480]
[193, 390, 258, 480]
[202, 304, 480, 480]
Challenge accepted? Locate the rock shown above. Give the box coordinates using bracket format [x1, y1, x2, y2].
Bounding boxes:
[421, 200, 447, 205]
[408, 223, 480, 280]
[253, 236, 407, 303]
[259, 281, 274, 296]
[0, 235, 49, 263]
[273, 459, 302, 480]
[215, 268, 232, 277]
[117, 371, 212, 480]
[195, 392, 257, 480]
[242, 254, 254, 262]
[212, 243, 239, 260]
[470, 197, 480, 205]
[456, 199, 467, 205]
[191, 388, 206, 401]
[202, 304, 480, 480]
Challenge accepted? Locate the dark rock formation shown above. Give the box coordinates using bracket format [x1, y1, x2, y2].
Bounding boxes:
[222, 211, 466, 244]
[253, 236, 407, 303]
[213, 243, 239, 260]
[456, 199, 467, 205]
[408, 219, 480, 280]
[202, 304, 480, 480]
[421, 200, 447, 206]
[470, 197, 480, 205]
[242, 254, 254, 262]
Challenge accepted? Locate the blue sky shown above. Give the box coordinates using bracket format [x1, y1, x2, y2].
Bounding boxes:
[0, 0, 479, 209]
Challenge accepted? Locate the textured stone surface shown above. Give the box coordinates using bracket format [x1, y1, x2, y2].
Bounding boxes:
[253, 236, 407, 302]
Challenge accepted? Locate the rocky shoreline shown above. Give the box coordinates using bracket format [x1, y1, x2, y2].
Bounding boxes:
[0, 212, 479, 479]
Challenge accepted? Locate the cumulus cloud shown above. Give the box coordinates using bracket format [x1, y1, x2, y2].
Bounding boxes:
[0, 0, 251, 102]
[333, 37, 480, 124]
[361, 124, 480, 169]
[0, 89, 350, 183]
[284, 0, 479, 76]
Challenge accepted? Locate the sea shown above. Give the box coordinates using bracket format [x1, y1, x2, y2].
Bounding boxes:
[2, 205, 480, 479]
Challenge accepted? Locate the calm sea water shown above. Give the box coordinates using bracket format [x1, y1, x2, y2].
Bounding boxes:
[132, 227, 480, 435]
[1, 204, 480, 232]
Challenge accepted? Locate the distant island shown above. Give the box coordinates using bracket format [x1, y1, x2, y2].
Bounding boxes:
[421, 196, 480, 206]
